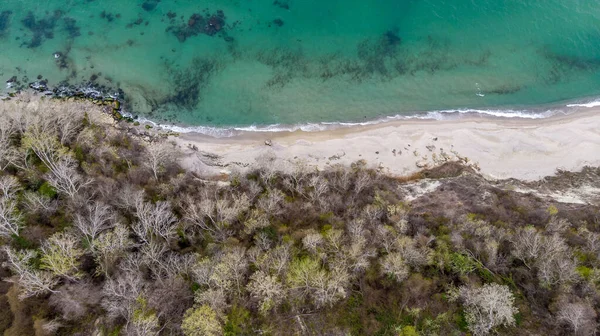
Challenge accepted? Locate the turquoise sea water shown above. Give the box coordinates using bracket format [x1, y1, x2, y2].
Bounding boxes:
[1, 0, 600, 129]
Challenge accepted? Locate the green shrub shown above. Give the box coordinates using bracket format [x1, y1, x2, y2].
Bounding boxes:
[449, 253, 477, 276]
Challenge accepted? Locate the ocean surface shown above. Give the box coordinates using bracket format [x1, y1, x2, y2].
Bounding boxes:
[1, 0, 600, 130]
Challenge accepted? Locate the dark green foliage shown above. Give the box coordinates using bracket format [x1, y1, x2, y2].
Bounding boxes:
[37, 182, 57, 199]
[10, 234, 34, 250]
[224, 305, 251, 336]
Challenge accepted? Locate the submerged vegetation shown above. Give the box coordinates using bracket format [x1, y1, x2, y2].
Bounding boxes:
[0, 94, 599, 335]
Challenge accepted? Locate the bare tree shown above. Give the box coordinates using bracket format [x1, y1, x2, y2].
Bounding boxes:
[381, 252, 409, 283]
[331, 165, 353, 193]
[40, 232, 84, 281]
[255, 151, 278, 184]
[256, 188, 285, 216]
[243, 210, 270, 235]
[308, 175, 329, 208]
[0, 175, 21, 199]
[74, 201, 115, 247]
[459, 283, 518, 336]
[0, 197, 23, 238]
[354, 171, 373, 195]
[195, 288, 228, 314]
[302, 230, 324, 254]
[557, 301, 597, 336]
[45, 156, 92, 198]
[54, 105, 85, 145]
[144, 142, 177, 180]
[102, 269, 155, 333]
[182, 192, 250, 241]
[511, 226, 543, 269]
[133, 199, 178, 244]
[2, 246, 59, 299]
[22, 190, 57, 215]
[282, 160, 309, 197]
[312, 264, 350, 308]
[49, 281, 103, 321]
[213, 247, 248, 298]
[253, 243, 291, 277]
[0, 115, 19, 170]
[92, 224, 134, 276]
[247, 271, 285, 314]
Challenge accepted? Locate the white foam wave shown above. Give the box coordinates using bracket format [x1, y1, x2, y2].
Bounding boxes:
[566, 99, 600, 108]
[126, 107, 564, 138]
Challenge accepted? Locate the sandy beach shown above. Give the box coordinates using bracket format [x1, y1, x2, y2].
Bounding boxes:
[169, 108, 600, 181]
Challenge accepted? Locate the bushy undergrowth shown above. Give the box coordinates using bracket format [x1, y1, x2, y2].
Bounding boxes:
[0, 95, 599, 335]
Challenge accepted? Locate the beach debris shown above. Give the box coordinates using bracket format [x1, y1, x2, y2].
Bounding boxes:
[426, 145, 436, 152]
[433, 137, 438, 141]
[392, 149, 396, 156]
[413, 150, 419, 157]
[264, 139, 273, 146]
[375, 151, 379, 154]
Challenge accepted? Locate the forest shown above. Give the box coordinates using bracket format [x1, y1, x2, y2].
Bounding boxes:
[0, 94, 599, 335]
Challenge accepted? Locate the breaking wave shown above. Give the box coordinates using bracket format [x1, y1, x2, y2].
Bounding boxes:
[126, 105, 574, 138]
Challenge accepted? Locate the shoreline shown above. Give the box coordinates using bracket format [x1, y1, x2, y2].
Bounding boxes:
[171, 106, 600, 181]
[4, 91, 599, 181]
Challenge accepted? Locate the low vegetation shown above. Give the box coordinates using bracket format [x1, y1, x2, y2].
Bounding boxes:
[0, 94, 599, 335]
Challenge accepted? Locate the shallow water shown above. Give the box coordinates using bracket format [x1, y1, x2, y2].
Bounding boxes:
[1, 0, 600, 127]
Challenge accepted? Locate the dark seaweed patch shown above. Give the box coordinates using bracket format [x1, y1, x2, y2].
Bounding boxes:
[0, 11, 12, 36]
[63, 17, 81, 39]
[142, 0, 160, 12]
[256, 48, 308, 88]
[485, 85, 522, 95]
[540, 48, 600, 84]
[255, 31, 494, 88]
[166, 10, 228, 42]
[272, 18, 284, 27]
[100, 11, 115, 22]
[21, 11, 63, 48]
[156, 57, 223, 111]
[273, 0, 290, 10]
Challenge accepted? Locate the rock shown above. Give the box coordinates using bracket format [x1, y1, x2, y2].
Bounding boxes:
[112, 110, 123, 120]
[416, 160, 430, 168]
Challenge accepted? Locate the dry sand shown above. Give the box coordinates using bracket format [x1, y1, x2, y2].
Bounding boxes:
[171, 108, 600, 181]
